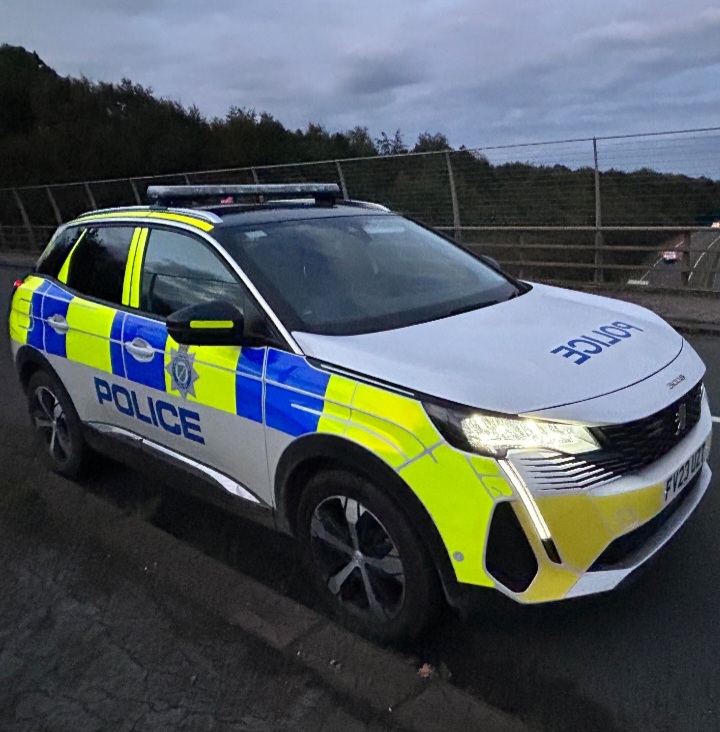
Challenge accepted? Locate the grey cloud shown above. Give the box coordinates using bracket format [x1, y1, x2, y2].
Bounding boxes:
[339, 54, 426, 96]
[1, 0, 718, 175]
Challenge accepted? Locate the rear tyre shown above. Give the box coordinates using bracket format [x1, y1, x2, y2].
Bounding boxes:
[27, 369, 87, 479]
[297, 469, 442, 641]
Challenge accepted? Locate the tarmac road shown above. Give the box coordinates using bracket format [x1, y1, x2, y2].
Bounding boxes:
[641, 229, 720, 290]
[2, 266, 720, 732]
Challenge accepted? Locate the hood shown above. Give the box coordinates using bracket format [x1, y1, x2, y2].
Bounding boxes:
[293, 284, 686, 418]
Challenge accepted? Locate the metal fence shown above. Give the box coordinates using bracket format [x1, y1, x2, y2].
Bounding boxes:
[2, 127, 719, 290]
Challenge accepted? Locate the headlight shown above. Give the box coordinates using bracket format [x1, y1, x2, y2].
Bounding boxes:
[424, 402, 600, 458]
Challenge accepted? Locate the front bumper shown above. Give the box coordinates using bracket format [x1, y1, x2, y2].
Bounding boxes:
[487, 403, 713, 603]
[566, 464, 710, 598]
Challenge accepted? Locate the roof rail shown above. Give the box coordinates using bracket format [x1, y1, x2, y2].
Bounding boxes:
[147, 183, 340, 207]
[75, 205, 222, 224]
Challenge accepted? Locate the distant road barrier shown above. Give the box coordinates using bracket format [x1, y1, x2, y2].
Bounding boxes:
[1, 127, 719, 292]
[3, 222, 718, 293]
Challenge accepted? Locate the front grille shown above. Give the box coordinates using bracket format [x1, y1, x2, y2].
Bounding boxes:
[513, 381, 704, 491]
[590, 380, 703, 473]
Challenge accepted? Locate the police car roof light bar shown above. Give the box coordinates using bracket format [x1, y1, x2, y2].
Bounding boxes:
[147, 183, 340, 208]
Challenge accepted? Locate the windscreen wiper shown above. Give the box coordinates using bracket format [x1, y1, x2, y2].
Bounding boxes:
[447, 300, 499, 318]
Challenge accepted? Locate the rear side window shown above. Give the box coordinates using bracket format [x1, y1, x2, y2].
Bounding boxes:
[36, 226, 85, 278]
[66, 226, 135, 305]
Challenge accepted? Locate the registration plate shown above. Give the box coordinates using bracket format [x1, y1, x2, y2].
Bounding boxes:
[664, 445, 705, 503]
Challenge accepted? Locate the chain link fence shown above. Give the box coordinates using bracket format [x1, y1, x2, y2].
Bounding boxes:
[1, 128, 719, 290]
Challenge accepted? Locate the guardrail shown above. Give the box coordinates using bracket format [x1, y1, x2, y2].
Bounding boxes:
[4, 223, 719, 292]
[450, 226, 720, 291]
[1, 128, 719, 292]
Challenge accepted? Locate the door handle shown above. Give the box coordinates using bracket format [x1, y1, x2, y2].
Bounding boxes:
[125, 337, 155, 362]
[47, 313, 69, 334]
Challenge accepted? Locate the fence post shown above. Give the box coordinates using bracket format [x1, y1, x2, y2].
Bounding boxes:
[46, 186, 63, 225]
[0, 215, 7, 250]
[445, 152, 461, 241]
[518, 233, 526, 280]
[130, 179, 142, 205]
[250, 168, 266, 203]
[84, 183, 98, 210]
[13, 189, 35, 250]
[335, 160, 349, 200]
[593, 138, 604, 284]
[680, 230, 691, 288]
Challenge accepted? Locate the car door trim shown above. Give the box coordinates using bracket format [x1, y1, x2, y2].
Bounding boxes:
[87, 422, 265, 506]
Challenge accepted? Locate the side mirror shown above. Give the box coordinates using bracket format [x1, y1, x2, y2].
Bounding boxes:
[166, 300, 244, 346]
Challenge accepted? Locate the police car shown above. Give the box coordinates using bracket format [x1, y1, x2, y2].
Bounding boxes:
[8, 184, 713, 640]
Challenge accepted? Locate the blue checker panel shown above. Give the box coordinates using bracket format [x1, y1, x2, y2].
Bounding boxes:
[122, 314, 168, 392]
[265, 350, 330, 437]
[237, 347, 265, 378]
[265, 384, 325, 437]
[266, 350, 330, 396]
[110, 311, 126, 378]
[236, 374, 263, 424]
[41, 283, 73, 357]
[27, 280, 51, 349]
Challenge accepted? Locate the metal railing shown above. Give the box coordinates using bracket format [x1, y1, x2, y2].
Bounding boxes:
[1, 127, 719, 291]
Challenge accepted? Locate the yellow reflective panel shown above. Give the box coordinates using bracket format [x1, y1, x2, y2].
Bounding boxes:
[144, 212, 214, 231]
[129, 228, 148, 308]
[9, 277, 45, 344]
[317, 374, 355, 434]
[57, 229, 87, 284]
[343, 425, 407, 468]
[535, 482, 664, 571]
[352, 384, 440, 446]
[163, 333, 239, 413]
[122, 228, 142, 306]
[76, 211, 214, 232]
[189, 320, 234, 329]
[399, 444, 495, 587]
[65, 298, 115, 373]
[520, 561, 579, 603]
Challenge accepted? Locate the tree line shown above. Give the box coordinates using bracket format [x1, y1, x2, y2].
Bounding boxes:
[1, 43, 718, 246]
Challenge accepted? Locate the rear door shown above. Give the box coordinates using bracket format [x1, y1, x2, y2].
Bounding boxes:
[38, 224, 137, 423]
[118, 225, 274, 504]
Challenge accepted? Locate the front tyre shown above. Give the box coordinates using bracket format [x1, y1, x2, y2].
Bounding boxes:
[27, 369, 87, 479]
[297, 469, 441, 641]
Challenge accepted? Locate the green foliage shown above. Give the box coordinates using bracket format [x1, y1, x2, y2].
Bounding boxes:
[413, 132, 451, 153]
[375, 130, 408, 156]
[0, 45, 379, 186]
[1, 42, 718, 248]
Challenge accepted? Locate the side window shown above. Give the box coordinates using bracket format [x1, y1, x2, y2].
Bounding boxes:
[139, 228, 248, 318]
[36, 226, 85, 278]
[66, 226, 135, 305]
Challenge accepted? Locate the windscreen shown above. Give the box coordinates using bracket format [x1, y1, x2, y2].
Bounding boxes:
[217, 214, 522, 335]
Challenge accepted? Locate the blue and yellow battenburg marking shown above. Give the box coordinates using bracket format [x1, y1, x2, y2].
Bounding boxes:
[11, 276, 512, 590]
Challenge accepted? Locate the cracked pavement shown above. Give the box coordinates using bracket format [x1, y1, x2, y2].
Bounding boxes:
[0, 483, 391, 732]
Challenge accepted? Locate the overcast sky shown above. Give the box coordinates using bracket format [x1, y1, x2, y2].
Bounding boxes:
[3, 0, 719, 173]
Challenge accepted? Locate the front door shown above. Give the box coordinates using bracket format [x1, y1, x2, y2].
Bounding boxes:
[119, 225, 273, 505]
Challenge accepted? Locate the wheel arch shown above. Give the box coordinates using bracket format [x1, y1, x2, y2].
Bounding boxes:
[274, 433, 461, 605]
[15, 345, 62, 394]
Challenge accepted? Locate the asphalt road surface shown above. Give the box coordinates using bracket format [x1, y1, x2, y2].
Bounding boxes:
[2, 266, 720, 732]
[641, 229, 720, 290]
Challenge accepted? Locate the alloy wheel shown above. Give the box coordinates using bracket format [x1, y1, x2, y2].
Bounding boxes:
[310, 495, 406, 622]
[31, 385, 72, 464]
